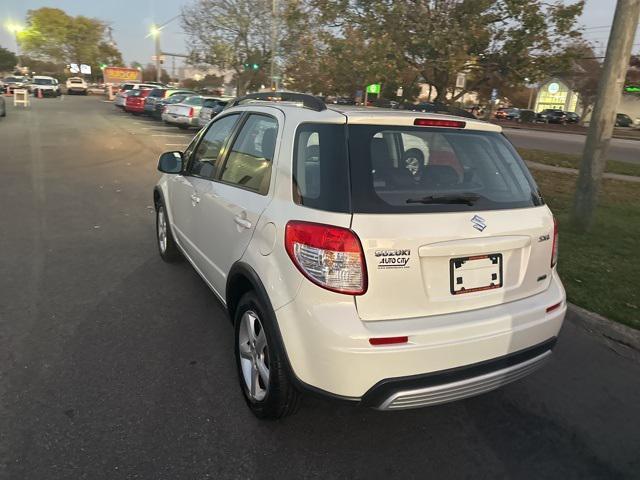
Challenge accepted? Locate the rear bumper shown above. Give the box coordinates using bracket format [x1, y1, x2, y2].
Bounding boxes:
[275, 271, 566, 399]
[362, 338, 554, 409]
[162, 113, 197, 126]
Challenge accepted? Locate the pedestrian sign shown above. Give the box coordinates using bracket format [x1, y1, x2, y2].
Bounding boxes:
[366, 84, 381, 94]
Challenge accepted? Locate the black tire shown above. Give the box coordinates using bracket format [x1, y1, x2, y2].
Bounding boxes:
[155, 202, 182, 262]
[234, 292, 301, 419]
[178, 124, 189, 130]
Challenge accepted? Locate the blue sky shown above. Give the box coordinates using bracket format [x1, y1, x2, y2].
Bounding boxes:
[0, 0, 638, 68]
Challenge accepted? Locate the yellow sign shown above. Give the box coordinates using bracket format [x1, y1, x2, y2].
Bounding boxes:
[103, 67, 142, 84]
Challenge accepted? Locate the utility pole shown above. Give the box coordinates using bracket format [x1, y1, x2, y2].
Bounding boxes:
[270, 0, 279, 90]
[571, 0, 640, 232]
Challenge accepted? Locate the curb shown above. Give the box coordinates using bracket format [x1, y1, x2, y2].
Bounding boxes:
[567, 303, 640, 354]
[525, 161, 640, 183]
[499, 124, 640, 141]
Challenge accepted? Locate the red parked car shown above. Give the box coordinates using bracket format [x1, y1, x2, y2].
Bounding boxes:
[124, 89, 152, 114]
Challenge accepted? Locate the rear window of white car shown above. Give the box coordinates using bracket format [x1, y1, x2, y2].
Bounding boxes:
[348, 125, 543, 213]
[293, 123, 542, 214]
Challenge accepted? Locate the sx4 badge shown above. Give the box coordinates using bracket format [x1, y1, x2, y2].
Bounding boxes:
[375, 249, 411, 269]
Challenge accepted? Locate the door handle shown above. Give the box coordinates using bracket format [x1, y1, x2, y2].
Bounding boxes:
[234, 215, 252, 229]
[190, 193, 200, 205]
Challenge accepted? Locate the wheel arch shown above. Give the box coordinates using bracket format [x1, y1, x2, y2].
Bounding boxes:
[226, 262, 273, 323]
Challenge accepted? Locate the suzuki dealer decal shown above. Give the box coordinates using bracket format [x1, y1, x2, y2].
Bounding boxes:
[375, 249, 411, 269]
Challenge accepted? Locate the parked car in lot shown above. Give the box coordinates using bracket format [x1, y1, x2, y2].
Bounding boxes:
[403, 101, 477, 119]
[495, 107, 520, 120]
[124, 88, 153, 114]
[114, 83, 157, 108]
[30, 76, 60, 97]
[516, 109, 536, 123]
[162, 95, 209, 129]
[66, 77, 88, 95]
[197, 98, 229, 127]
[153, 92, 565, 419]
[143, 88, 196, 116]
[152, 93, 191, 120]
[564, 111, 580, 124]
[2, 76, 29, 93]
[615, 113, 633, 127]
[537, 109, 567, 124]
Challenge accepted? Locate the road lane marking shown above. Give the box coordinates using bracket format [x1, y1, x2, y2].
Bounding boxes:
[165, 143, 188, 146]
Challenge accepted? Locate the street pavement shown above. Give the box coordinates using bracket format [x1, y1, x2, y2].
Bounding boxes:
[503, 127, 640, 164]
[1, 96, 639, 480]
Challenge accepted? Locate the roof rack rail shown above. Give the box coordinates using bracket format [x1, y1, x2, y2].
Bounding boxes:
[226, 92, 326, 112]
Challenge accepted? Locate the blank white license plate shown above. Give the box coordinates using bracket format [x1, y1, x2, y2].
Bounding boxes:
[450, 254, 503, 295]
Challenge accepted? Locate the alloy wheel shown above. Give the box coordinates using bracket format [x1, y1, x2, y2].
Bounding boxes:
[157, 206, 167, 253]
[238, 310, 270, 401]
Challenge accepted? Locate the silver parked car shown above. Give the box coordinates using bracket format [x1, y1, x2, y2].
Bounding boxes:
[162, 95, 211, 129]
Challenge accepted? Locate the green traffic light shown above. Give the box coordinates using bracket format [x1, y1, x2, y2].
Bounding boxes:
[252, 63, 259, 70]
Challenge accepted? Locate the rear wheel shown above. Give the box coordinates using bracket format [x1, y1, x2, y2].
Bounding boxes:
[156, 202, 182, 262]
[234, 292, 301, 419]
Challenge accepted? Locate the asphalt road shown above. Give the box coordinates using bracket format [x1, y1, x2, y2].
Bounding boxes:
[503, 127, 640, 164]
[1, 96, 640, 480]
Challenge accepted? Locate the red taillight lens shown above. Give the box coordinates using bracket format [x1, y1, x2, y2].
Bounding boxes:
[369, 336, 408, 346]
[546, 302, 562, 313]
[188, 107, 194, 117]
[285, 221, 367, 295]
[551, 217, 559, 267]
[414, 118, 466, 128]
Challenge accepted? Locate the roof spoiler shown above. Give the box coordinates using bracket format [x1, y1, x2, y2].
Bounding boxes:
[225, 92, 327, 112]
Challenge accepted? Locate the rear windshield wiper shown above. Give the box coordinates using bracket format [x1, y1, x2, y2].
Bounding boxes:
[406, 193, 480, 205]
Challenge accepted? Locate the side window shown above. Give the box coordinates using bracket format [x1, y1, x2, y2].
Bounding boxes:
[189, 114, 240, 179]
[220, 114, 278, 195]
[292, 123, 350, 212]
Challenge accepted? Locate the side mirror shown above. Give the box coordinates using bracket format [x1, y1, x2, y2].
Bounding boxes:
[158, 151, 184, 174]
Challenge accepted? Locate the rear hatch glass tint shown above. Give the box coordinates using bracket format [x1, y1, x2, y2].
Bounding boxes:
[347, 125, 542, 214]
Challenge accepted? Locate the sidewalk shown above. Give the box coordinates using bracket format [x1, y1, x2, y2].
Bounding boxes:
[494, 120, 640, 141]
[526, 160, 640, 183]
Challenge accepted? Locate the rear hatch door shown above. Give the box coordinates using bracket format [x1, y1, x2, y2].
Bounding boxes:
[346, 120, 554, 321]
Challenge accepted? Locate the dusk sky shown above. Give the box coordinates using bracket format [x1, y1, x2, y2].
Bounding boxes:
[1, 0, 639, 69]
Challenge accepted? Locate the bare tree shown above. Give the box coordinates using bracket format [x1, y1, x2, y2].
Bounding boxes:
[181, 0, 273, 95]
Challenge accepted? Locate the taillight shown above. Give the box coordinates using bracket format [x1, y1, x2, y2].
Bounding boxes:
[551, 217, 559, 268]
[285, 221, 367, 295]
[414, 118, 466, 128]
[188, 107, 194, 117]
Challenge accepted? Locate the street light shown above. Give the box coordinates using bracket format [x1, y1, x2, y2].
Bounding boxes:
[5, 22, 24, 69]
[146, 16, 180, 83]
[149, 25, 162, 82]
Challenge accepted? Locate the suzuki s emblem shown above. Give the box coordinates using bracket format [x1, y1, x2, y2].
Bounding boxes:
[471, 215, 487, 232]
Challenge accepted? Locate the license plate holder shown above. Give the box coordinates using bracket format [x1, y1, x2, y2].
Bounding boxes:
[450, 253, 503, 295]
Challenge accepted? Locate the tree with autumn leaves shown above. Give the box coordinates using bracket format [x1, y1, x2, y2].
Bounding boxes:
[17, 8, 123, 74]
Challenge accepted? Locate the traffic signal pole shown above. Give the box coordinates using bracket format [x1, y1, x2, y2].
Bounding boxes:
[571, 0, 640, 231]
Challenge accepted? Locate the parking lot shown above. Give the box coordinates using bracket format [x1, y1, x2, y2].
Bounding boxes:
[1, 95, 640, 479]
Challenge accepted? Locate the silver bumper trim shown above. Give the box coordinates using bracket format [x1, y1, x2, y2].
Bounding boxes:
[377, 350, 552, 410]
